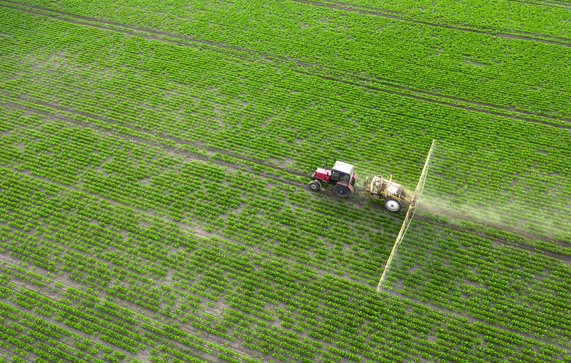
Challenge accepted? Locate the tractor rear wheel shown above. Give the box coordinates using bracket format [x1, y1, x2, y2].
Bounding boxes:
[385, 199, 401, 212]
[309, 180, 321, 192]
[334, 184, 351, 198]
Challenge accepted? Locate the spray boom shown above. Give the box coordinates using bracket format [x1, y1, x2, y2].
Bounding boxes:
[377, 139, 436, 292]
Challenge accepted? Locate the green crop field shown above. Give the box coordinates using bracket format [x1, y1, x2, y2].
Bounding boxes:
[1, 0, 570, 362]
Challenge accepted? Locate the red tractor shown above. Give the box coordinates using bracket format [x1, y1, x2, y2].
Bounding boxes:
[309, 161, 358, 198]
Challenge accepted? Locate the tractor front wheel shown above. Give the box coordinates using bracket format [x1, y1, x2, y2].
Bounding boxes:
[385, 199, 401, 212]
[309, 180, 321, 192]
[334, 184, 351, 198]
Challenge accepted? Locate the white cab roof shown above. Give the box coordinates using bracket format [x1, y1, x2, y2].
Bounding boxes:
[333, 161, 355, 175]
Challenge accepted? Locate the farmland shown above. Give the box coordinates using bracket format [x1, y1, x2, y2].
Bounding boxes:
[0, 0, 570, 362]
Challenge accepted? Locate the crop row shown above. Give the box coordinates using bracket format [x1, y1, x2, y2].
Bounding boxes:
[0, 107, 403, 282]
[2, 100, 569, 343]
[1, 5, 570, 362]
[0, 281, 250, 363]
[383, 221, 571, 345]
[1, 163, 570, 362]
[3, 83, 569, 244]
[300, 0, 570, 38]
[1, 8, 569, 242]
[2, 6, 570, 154]
[6, 0, 570, 118]
[3, 250, 569, 363]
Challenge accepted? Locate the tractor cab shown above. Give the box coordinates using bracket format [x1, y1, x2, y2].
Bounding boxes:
[331, 161, 357, 185]
[309, 161, 358, 197]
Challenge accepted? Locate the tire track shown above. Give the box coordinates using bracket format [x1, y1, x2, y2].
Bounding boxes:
[4, 92, 571, 247]
[1, 100, 401, 246]
[5, 0, 569, 98]
[3, 106, 569, 352]
[3, 160, 388, 286]
[1, 100, 309, 185]
[383, 290, 570, 354]
[3, 99, 567, 258]
[0, 256, 139, 359]
[508, 0, 571, 9]
[4, 95, 571, 240]
[325, 0, 571, 42]
[294, 70, 571, 129]
[414, 214, 571, 266]
[4, 168, 568, 356]
[292, 0, 571, 47]
[2, 3, 570, 241]
[0, 262, 261, 362]
[0, 98, 387, 207]
[1, 0, 570, 127]
[313, 70, 571, 123]
[0, 0, 261, 56]
[2, 273, 366, 363]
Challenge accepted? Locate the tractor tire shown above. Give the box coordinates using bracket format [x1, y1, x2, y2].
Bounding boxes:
[385, 199, 401, 212]
[309, 180, 321, 192]
[334, 184, 351, 198]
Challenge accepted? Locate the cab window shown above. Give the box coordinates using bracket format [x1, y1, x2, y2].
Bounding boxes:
[339, 173, 350, 184]
[331, 171, 340, 181]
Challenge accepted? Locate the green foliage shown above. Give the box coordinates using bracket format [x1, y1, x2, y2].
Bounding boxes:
[0, 0, 569, 362]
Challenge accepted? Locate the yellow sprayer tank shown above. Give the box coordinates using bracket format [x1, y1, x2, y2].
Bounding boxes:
[363, 176, 410, 212]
